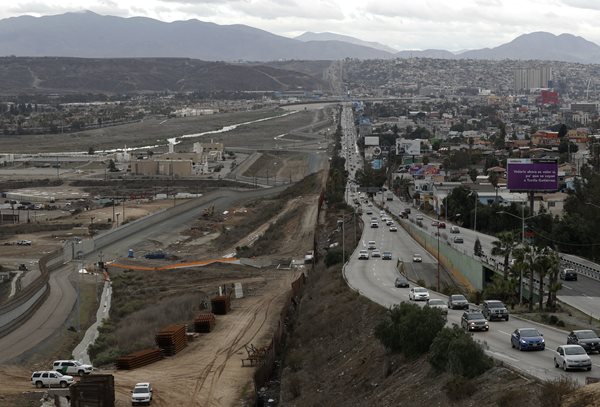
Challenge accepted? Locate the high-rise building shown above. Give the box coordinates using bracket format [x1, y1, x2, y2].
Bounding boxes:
[514, 67, 553, 91]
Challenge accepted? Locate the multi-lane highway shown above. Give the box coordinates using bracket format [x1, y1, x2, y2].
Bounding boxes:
[339, 104, 599, 385]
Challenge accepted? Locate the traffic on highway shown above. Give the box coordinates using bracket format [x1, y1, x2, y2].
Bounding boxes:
[339, 104, 599, 386]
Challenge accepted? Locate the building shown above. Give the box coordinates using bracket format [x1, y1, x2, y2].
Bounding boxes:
[532, 130, 560, 147]
[513, 67, 552, 90]
[130, 159, 192, 177]
[540, 90, 559, 105]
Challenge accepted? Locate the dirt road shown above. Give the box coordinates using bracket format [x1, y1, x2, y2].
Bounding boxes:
[112, 270, 299, 407]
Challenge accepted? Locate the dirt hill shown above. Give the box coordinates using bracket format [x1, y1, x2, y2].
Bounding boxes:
[0, 57, 327, 94]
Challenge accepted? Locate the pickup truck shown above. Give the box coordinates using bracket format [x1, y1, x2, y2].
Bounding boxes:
[304, 250, 314, 264]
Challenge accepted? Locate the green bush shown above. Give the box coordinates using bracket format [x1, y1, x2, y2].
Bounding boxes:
[325, 247, 345, 267]
[374, 302, 446, 358]
[429, 326, 493, 378]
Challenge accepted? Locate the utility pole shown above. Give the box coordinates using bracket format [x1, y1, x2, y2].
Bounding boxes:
[437, 212, 440, 291]
[342, 212, 345, 264]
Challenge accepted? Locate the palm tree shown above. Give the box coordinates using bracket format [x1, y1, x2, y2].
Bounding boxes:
[520, 245, 542, 312]
[488, 171, 499, 204]
[545, 250, 561, 311]
[491, 232, 519, 280]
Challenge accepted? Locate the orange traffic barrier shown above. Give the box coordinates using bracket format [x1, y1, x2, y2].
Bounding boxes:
[108, 257, 239, 271]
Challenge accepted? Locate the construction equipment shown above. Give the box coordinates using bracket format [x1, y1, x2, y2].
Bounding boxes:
[241, 343, 269, 367]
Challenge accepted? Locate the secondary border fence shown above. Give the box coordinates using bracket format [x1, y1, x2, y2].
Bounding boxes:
[252, 273, 306, 403]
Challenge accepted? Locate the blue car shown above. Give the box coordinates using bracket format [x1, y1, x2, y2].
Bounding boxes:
[511, 328, 545, 351]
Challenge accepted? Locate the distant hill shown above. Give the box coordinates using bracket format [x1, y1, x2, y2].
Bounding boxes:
[0, 11, 393, 61]
[395, 49, 457, 59]
[295, 32, 398, 54]
[0, 57, 328, 94]
[457, 32, 600, 63]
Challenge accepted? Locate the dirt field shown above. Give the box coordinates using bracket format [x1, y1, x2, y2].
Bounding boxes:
[0, 109, 283, 153]
[111, 269, 300, 407]
[242, 151, 308, 181]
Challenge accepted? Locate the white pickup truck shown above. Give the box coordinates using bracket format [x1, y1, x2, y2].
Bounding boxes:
[304, 250, 314, 264]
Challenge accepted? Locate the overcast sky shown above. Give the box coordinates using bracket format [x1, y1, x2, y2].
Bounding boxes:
[3, 0, 600, 51]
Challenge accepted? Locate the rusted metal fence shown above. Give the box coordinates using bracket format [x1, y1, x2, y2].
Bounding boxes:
[252, 273, 306, 401]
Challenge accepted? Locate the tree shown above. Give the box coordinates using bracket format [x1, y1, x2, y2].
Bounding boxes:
[468, 168, 478, 183]
[422, 156, 430, 165]
[474, 238, 483, 257]
[88, 146, 95, 155]
[491, 232, 518, 280]
[545, 249, 561, 310]
[488, 171, 499, 203]
[107, 159, 118, 172]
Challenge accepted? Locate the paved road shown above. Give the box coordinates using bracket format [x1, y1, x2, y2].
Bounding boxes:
[0, 186, 288, 363]
[339, 105, 599, 385]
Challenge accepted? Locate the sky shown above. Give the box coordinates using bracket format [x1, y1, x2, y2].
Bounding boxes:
[3, 0, 600, 51]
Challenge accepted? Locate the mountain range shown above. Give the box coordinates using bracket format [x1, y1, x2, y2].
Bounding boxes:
[3, 11, 600, 63]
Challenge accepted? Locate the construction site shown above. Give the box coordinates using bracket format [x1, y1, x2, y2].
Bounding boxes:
[0, 105, 333, 406]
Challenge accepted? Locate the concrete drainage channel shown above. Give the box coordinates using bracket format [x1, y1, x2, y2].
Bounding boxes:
[72, 280, 113, 364]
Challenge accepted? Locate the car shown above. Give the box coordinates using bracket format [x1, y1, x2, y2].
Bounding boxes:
[132, 382, 153, 406]
[17, 240, 32, 246]
[409, 287, 430, 301]
[412, 254, 422, 262]
[482, 300, 509, 321]
[382, 251, 392, 260]
[511, 328, 545, 351]
[567, 330, 600, 353]
[370, 222, 379, 228]
[461, 311, 489, 331]
[452, 236, 464, 244]
[144, 251, 166, 259]
[404, 208, 411, 214]
[31, 371, 74, 388]
[416, 215, 423, 221]
[358, 250, 369, 260]
[367, 241, 376, 250]
[372, 249, 381, 257]
[386, 220, 394, 226]
[448, 294, 469, 310]
[450, 226, 460, 234]
[554, 345, 592, 371]
[431, 220, 439, 227]
[389, 225, 398, 232]
[366, 209, 373, 215]
[560, 268, 577, 281]
[394, 275, 409, 288]
[426, 298, 448, 314]
[53, 360, 93, 376]
[438, 222, 446, 229]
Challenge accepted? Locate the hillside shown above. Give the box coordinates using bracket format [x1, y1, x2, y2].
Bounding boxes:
[0, 11, 392, 61]
[0, 57, 327, 94]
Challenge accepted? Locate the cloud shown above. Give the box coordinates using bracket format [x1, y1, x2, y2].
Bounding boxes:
[560, 0, 600, 11]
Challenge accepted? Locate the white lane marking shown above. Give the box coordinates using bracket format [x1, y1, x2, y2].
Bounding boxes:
[498, 330, 512, 336]
[562, 285, 573, 290]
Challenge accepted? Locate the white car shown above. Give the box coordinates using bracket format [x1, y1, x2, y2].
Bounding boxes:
[53, 360, 93, 376]
[132, 382, 153, 405]
[358, 250, 369, 260]
[367, 241, 377, 250]
[31, 371, 74, 388]
[554, 345, 592, 371]
[413, 254, 422, 262]
[426, 298, 448, 314]
[372, 249, 381, 257]
[389, 225, 398, 232]
[409, 287, 430, 301]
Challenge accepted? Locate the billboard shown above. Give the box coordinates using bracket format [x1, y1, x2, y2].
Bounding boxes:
[507, 159, 558, 192]
[396, 138, 421, 156]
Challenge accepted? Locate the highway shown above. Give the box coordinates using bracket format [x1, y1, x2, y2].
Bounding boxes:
[339, 104, 599, 385]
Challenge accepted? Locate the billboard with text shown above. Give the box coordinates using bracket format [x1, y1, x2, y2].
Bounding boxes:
[507, 159, 558, 192]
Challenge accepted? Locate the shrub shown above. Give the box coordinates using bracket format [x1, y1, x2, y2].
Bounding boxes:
[374, 302, 446, 358]
[538, 376, 579, 407]
[429, 326, 493, 378]
[444, 376, 476, 401]
[325, 247, 345, 267]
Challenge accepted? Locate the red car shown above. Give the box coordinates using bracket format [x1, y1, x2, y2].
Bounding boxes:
[438, 222, 446, 229]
